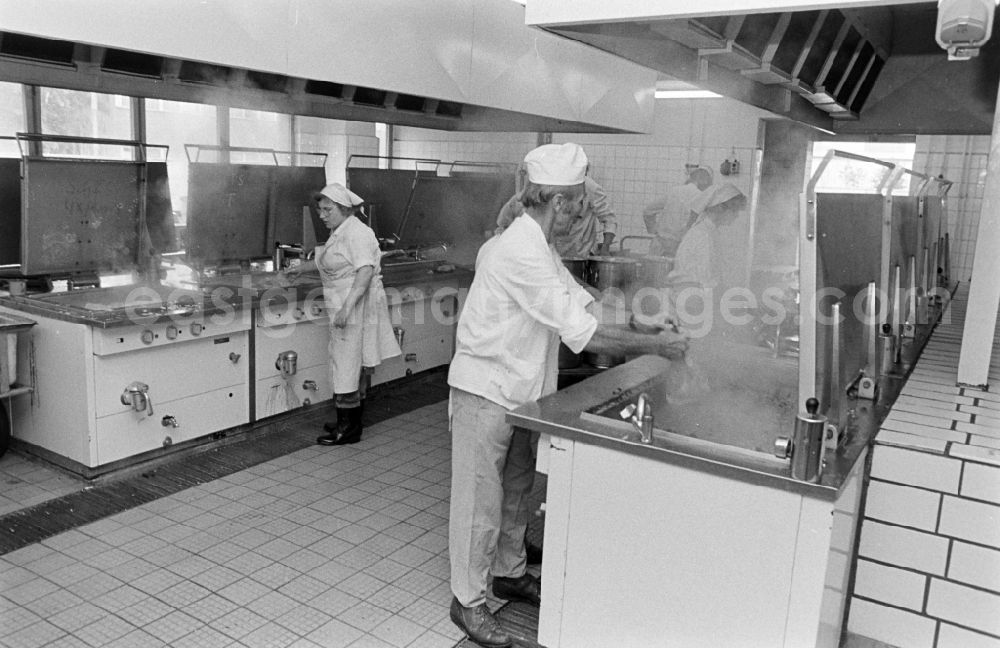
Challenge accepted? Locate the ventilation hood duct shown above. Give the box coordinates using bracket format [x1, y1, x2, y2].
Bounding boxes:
[0, 0, 658, 134]
[524, 1, 1000, 135]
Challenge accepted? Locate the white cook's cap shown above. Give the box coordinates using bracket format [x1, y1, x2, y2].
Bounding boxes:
[314, 183, 364, 207]
[690, 182, 745, 214]
[523, 143, 588, 186]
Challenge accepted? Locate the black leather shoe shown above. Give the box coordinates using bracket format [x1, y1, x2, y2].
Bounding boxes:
[316, 428, 361, 446]
[492, 573, 541, 606]
[525, 541, 543, 565]
[449, 597, 512, 648]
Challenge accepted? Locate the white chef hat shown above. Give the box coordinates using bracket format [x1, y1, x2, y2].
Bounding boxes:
[523, 143, 588, 186]
[314, 183, 364, 207]
[691, 182, 745, 214]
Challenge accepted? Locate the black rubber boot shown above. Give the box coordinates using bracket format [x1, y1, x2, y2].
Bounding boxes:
[317, 407, 349, 445]
[317, 404, 363, 446]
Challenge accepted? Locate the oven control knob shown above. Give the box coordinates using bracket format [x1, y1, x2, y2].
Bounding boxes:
[190, 322, 203, 336]
[165, 324, 179, 340]
[140, 329, 155, 345]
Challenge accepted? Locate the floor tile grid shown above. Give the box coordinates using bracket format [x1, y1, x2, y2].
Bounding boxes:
[0, 402, 472, 648]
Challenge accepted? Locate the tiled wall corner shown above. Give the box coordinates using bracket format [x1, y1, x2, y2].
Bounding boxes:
[849, 289, 1000, 647]
[848, 598, 937, 648]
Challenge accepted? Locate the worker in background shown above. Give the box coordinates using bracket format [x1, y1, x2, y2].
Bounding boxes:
[283, 183, 401, 446]
[642, 166, 714, 257]
[667, 182, 746, 292]
[495, 165, 618, 257]
[447, 142, 688, 648]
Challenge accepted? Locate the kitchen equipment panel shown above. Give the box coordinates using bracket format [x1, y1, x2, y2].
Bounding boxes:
[95, 385, 247, 465]
[92, 311, 249, 355]
[94, 331, 248, 418]
[255, 363, 330, 420]
[254, 320, 329, 381]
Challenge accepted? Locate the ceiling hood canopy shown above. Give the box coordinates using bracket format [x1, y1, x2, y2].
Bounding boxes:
[527, 0, 1000, 135]
[0, 0, 658, 134]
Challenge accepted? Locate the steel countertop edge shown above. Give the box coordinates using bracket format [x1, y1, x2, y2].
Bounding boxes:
[506, 355, 873, 502]
[0, 265, 474, 330]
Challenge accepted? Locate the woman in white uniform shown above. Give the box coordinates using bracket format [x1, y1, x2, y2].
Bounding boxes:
[285, 183, 400, 445]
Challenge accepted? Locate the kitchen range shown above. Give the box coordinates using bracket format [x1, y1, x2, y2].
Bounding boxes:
[0, 139, 481, 477]
[508, 150, 959, 648]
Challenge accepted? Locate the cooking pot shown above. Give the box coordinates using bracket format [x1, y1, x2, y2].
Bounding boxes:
[561, 257, 590, 282]
[558, 257, 590, 369]
[587, 256, 638, 292]
[636, 255, 673, 288]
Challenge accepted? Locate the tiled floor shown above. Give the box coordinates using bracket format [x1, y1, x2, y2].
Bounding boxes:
[6, 302, 989, 647]
[0, 454, 87, 516]
[0, 401, 518, 648]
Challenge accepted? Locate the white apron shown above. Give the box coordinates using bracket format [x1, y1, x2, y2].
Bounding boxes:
[316, 218, 401, 394]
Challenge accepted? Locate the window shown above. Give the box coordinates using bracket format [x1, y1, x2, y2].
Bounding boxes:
[811, 141, 917, 195]
[39, 88, 132, 158]
[0, 82, 25, 157]
[229, 107, 290, 163]
[144, 98, 218, 230]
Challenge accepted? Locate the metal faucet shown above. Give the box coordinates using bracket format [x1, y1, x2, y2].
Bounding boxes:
[274, 242, 311, 271]
[620, 392, 655, 444]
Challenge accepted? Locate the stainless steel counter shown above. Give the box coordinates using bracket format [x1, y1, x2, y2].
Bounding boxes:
[0, 262, 473, 330]
[508, 354, 881, 501]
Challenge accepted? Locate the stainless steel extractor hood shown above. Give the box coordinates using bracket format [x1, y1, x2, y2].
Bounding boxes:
[526, 1, 1000, 135]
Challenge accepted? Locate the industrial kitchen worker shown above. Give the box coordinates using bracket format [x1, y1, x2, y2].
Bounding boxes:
[447, 142, 688, 648]
[642, 166, 714, 257]
[667, 182, 747, 292]
[495, 168, 618, 257]
[283, 183, 400, 446]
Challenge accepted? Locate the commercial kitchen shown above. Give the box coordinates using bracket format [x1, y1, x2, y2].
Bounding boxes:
[0, 1, 998, 647]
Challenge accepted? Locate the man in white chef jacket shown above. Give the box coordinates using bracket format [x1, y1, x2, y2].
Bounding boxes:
[494, 168, 618, 257]
[642, 166, 714, 257]
[447, 142, 688, 648]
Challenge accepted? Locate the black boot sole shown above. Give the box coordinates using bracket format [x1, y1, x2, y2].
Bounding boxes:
[316, 432, 361, 446]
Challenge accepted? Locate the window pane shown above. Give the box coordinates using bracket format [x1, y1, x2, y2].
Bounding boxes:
[0, 82, 25, 157]
[229, 108, 290, 162]
[811, 141, 916, 195]
[145, 98, 218, 230]
[39, 88, 133, 158]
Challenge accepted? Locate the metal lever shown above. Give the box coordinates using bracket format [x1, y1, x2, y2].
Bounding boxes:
[162, 415, 179, 428]
[229, 352, 241, 364]
[121, 382, 153, 416]
[619, 393, 654, 444]
[302, 380, 317, 391]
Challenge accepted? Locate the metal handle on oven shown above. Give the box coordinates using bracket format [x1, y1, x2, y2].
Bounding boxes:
[121, 382, 153, 416]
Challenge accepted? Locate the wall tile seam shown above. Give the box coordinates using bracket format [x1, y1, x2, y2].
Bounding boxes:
[852, 593, 1000, 642]
[927, 577, 1000, 629]
[855, 553, 946, 580]
[866, 471, 962, 496]
[861, 511, 940, 538]
[925, 577, 1000, 639]
[947, 444, 1000, 466]
[849, 592, 939, 624]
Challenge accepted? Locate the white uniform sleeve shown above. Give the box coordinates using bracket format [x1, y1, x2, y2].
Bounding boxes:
[587, 179, 618, 236]
[503, 243, 597, 354]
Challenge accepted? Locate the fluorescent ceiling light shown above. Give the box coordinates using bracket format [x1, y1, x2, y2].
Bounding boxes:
[655, 89, 723, 99]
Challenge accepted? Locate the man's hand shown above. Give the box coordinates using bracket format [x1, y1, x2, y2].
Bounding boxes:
[656, 329, 689, 360]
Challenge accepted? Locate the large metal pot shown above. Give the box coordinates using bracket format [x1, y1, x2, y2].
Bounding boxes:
[587, 256, 638, 292]
[636, 255, 673, 288]
[558, 257, 590, 369]
[561, 256, 590, 282]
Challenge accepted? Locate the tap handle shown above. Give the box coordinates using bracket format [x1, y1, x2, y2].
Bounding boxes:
[805, 397, 819, 416]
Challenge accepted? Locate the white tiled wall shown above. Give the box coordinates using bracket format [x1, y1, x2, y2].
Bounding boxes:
[913, 135, 990, 282]
[851, 292, 1000, 648]
[394, 97, 767, 249]
[392, 113, 990, 285]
